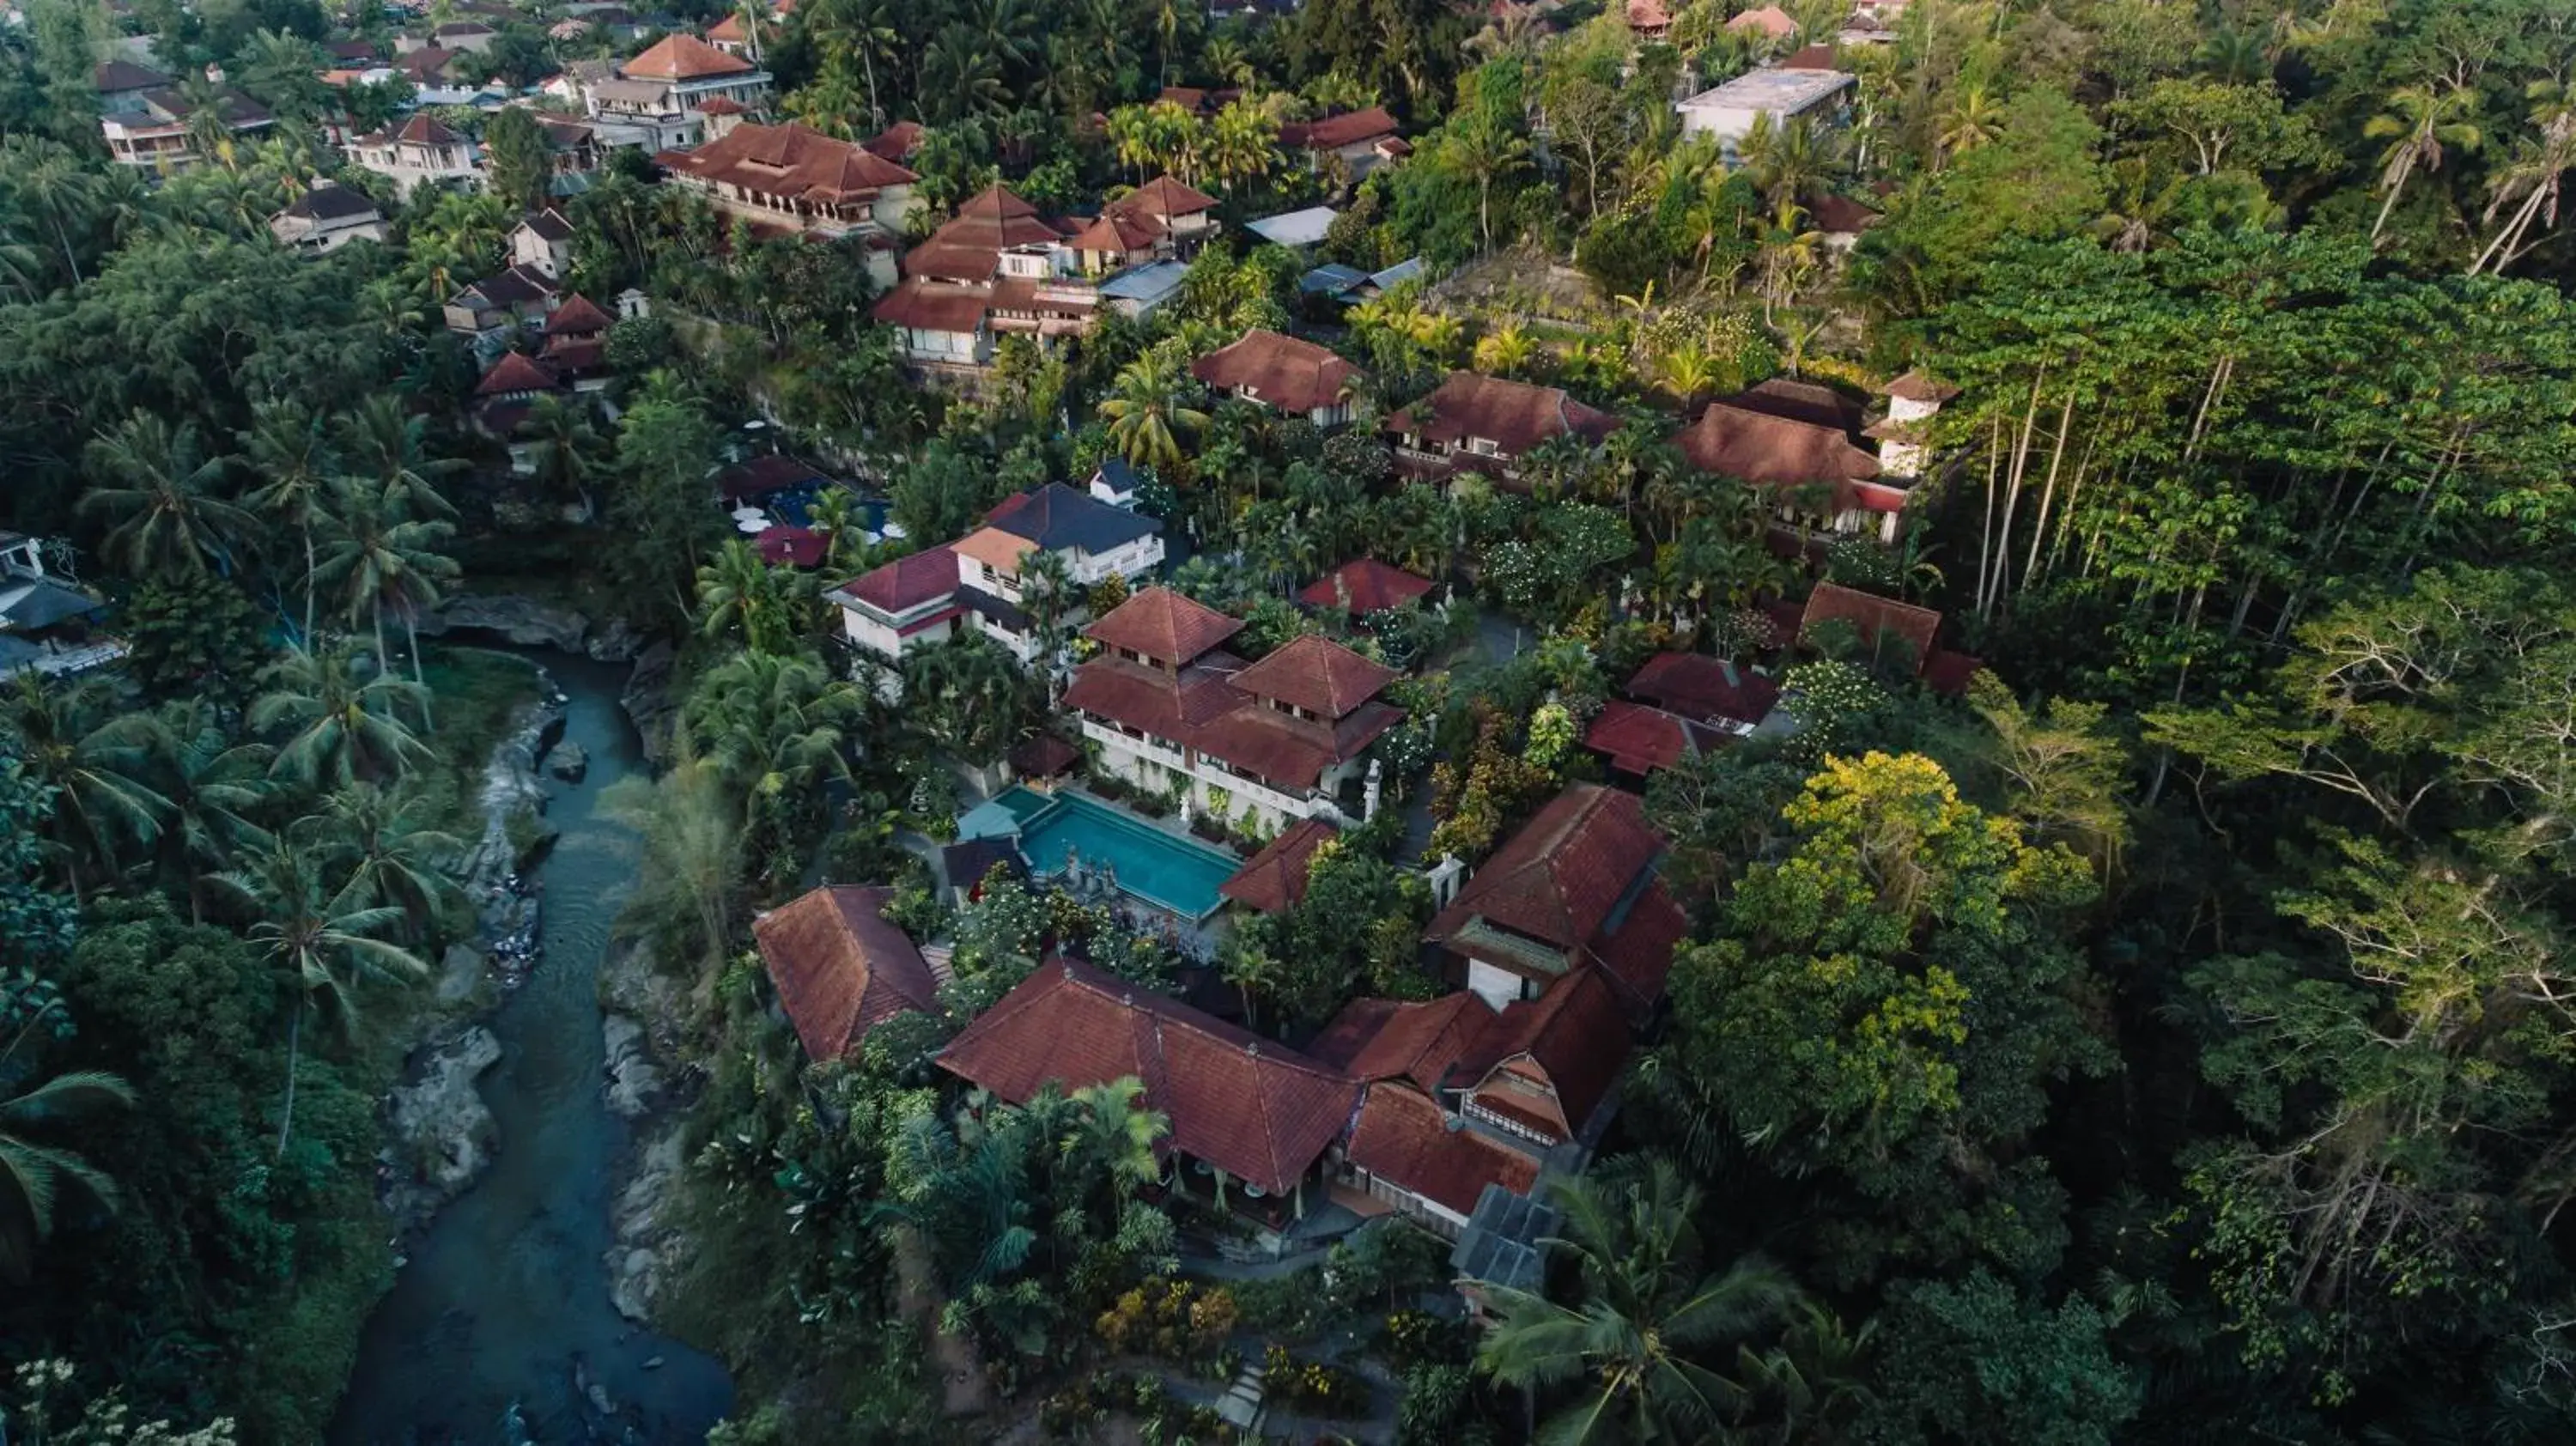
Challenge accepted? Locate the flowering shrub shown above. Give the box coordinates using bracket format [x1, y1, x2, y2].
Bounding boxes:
[1095, 1279, 1240, 1360]
[1261, 1346, 1373, 1418]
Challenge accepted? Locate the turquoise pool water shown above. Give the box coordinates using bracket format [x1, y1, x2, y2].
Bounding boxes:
[997, 787, 1241, 920]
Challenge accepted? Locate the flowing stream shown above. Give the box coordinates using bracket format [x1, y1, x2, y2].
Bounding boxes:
[331, 650, 733, 1446]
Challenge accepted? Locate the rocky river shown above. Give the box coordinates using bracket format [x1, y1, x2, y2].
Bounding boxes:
[329, 643, 732, 1446]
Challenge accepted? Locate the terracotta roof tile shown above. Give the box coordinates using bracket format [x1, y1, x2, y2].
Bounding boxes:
[1427, 786, 1663, 957]
[1584, 700, 1725, 775]
[1297, 558, 1434, 615]
[1309, 992, 1501, 1096]
[1466, 968, 1632, 1141]
[1671, 400, 1880, 489]
[1727, 3, 1798, 37]
[474, 351, 562, 397]
[1799, 581, 1940, 674]
[1389, 372, 1615, 457]
[622, 33, 754, 81]
[1111, 173, 1219, 221]
[1625, 653, 1781, 728]
[1347, 1084, 1540, 1217]
[938, 957, 1357, 1194]
[1218, 818, 1338, 914]
[1084, 586, 1242, 665]
[1280, 106, 1397, 151]
[872, 279, 990, 333]
[753, 884, 939, 1059]
[544, 292, 614, 335]
[1230, 634, 1398, 719]
[835, 544, 959, 615]
[1193, 329, 1363, 416]
[861, 119, 921, 161]
[1589, 881, 1690, 1014]
[1883, 369, 1960, 403]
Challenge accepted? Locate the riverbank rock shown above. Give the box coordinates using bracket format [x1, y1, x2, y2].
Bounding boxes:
[421, 594, 592, 653]
[462, 688, 564, 942]
[585, 617, 643, 663]
[385, 1026, 503, 1232]
[435, 944, 486, 1007]
[608, 1116, 690, 1323]
[602, 1012, 662, 1118]
[621, 641, 680, 764]
[544, 739, 589, 782]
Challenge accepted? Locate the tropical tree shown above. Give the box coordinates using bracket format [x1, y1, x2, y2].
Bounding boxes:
[683, 649, 865, 808]
[901, 635, 1029, 763]
[2472, 82, 2576, 275]
[2, 677, 169, 903]
[2362, 83, 2481, 242]
[216, 841, 430, 1156]
[694, 538, 806, 654]
[250, 643, 432, 787]
[311, 473, 460, 714]
[1935, 83, 2003, 166]
[240, 399, 337, 643]
[1478, 1162, 1806, 1443]
[80, 411, 255, 581]
[1473, 319, 1540, 377]
[0, 1059, 135, 1284]
[300, 782, 465, 942]
[516, 392, 603, 508]
[94, 699, 272, 920]
[1098, 344, 1211, 472]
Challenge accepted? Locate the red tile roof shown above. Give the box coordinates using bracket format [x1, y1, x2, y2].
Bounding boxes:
[871, 279, 991, 333]
[836, 544, 959, 615]
[1069, 209, 1162, 255]
[1193, 329, 1363, 416]
[1390, 372, 1616, 458]
[1084, 586, 1242, 666]
[1230, 634, 1397, 719]
[713, 453, 827, 500]
[1625, 653, 1781, 728]
[1346, 1084, 1540, 1216]
[1671, 400, 1881, 489]
[937, 957, 1358, 1194]
[902, 184, 1066, 282]
[1799, 581, 1941, 674]
[1780, 41, 1839, 69]
[1063, 654, 1405, 792]
[861, 119, 922, 161]
[1588, 882, 1690, 1014]
[1218, 817, 1338, 914]
[704, 12, 746, 42]
[474, 351, 562, 397]
[394, 110, 464, 146]
[1111, 173, 1219, 222]
[1922, 649, 1983, 696]
[622, 33, 754, 81]
[1883, 369, 1961, 404]
[1281, 106, 1397, 152]
[1309, 992, 1500, 1096]
[695, 94, 745, 115]
[756, 526, 829, 568]
[1727, 3, 1798, 37]
[753, 884, 939, 1059]
[544, 292, 614, 336]
[1808, 191, 1881, 234]
[1583, 700, 1725, 775]
[1297, 558, 1434, 615]
[664, 122, 917, 207]
[1466, 967, 1632, 1142]
[1428, 786, 1664, 957]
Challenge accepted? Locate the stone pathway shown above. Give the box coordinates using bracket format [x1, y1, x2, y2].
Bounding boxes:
[889, 1224, 992, 1417]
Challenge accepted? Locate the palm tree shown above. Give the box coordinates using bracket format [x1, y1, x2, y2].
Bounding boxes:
[1934, 83, 2003, 167]
[3, 676, 171, 903]
[2363, 83, 2481, 242]
[1450, 111, 1532, 251]
[2472, 82, 2576, 276]
[1755, 198, 1824, 318]
[312, 474, 460, 715]
[1064, 1078, 1169, 1206]
[81, 411, 255, 581]
[3, 136, 102, 286]
[1477, 1162, 1805, 1443]
[1474, 319, 1540, 377]
[337, 392, 461, 523]
[517, 393, 602, 508]
[179, 75, 244, 170]
[0, 1058, 136, 1283]
[94, 698, 272, 920]
[216, 841, 430, 1157]
[301, 782, 465, 941]
[251, 643, 432, 787]
[683, 650, 863, 805]
[694, 539, 801, 654]
[1099, 348, 1212, 472]
[240, 399, 337, 644]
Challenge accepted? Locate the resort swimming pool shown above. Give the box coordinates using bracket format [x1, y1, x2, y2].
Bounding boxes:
[977, 787, 1242, 921]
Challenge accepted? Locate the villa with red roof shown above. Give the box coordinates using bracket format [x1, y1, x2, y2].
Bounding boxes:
[1193, 328, 1364, 427]
[657, 120, 920, 286]
[1669, 374, 1959, 543]
[1279, 106, 1405, 183]
[873, 179, 1206, 371]
[754, 885, 940, 1060]
[580, 33, 772, 150]
[1297, 558, 1435, 616]
[1387, 372, 1617, 486]
[1063, 588, 1405, 831]
[346, 111, 481, 197]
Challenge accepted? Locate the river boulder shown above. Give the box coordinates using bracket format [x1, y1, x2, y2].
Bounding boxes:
[622, 641, 681, 763]
[385, 1026, 503, 1232]
[601, 1012, 661, 1118]
[544, 739, 589, 783]
[420, 594, 592, 652]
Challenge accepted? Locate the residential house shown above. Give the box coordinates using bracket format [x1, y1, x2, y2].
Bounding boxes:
[1297, 557, 1435, 617]
[1865, 368, 1958, 479]
[1087, 458, 1144, 508]
[1622, 652, 1781, 732]
[538, 116, 604, 188]
[754, 884, 940, 1060]
[267, 179, 388, 253]
[861, 119, 922, 164]
[1809, 191, 1881, 252]
[97, 72, 276, 170]
[1625, 0, 1674, 38]
[581, 33, 771, 151]
[426, 19, 498, 52]
[442, 263, 559, 335]
[939, 956, 1361, 1226]
[509, 207, 576, 279]
[470, 349, 568, 446]
[1798, 579, 1940, 674]
[1279, 106, 1406, 184]
[1065, 589, 1405, 831]
[829, 482, 1166, 671]
[347, 111, 483, 197]
[1670, 377, 1906, 541]
[1423, 783, 1690, 1018]
[1097, 174, 1223, 258]
[0, 532, 125, 682]
[392, 46, 467, 86]
[1673, 66, 1854, 155]
[536, 292, 615, 390]
[1726, 3, 1800, 39]
[656, 121, 920, 288]
[1582, 701, 1735, 779]
[872, 184, 1080, 369]
[1386, 371, 1615, 486]
[1192, 328, 1364, 428]
[1242, 204, 1338, 251]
